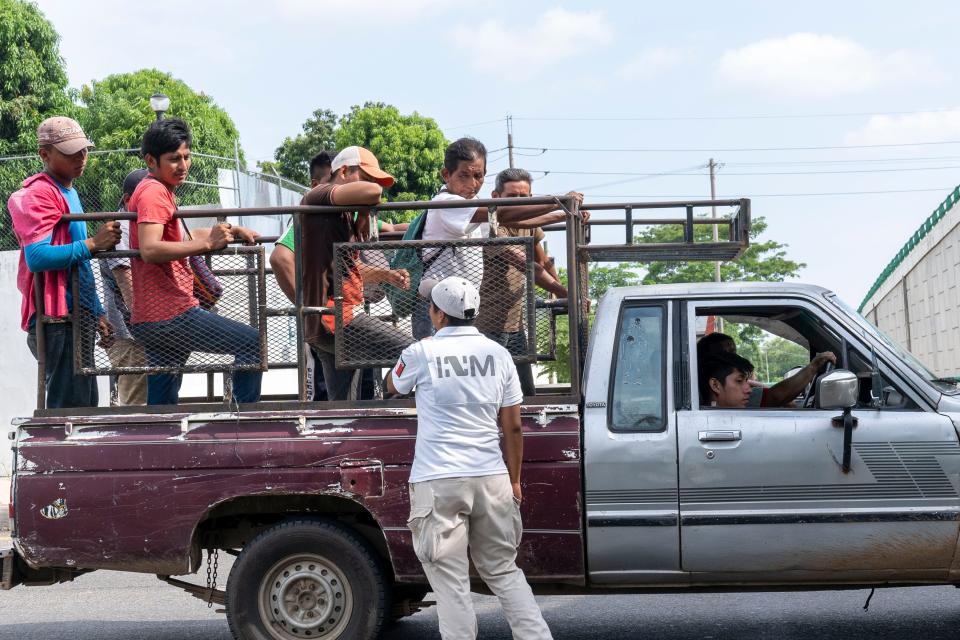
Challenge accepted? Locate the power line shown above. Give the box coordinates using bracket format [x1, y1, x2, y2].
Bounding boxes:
[512, 108, 960, 123]
[725, 155, 960, 167]
[443, 117, 507, 131]
[530, 165, 960, 177]
[571, 163, 709, 191]
[581, 187, 956, 198]
[514, 140, 960, 153]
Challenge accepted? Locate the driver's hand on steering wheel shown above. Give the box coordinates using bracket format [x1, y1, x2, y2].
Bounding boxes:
[811, 351, 838, 371]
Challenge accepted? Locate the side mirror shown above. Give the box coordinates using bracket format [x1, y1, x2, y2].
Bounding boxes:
[815, 369, 858, 410]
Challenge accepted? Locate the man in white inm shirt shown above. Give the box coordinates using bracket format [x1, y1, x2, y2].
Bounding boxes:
[386, 276, 553, 640]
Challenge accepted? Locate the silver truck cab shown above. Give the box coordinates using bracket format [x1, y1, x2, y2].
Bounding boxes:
[583, 282, 960, 587]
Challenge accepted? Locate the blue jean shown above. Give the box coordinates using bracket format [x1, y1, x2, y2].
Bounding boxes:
[27, 320, 98, 409]
[484, 330, 536, 396]
[131, 306, 262, 405]
[412, 298, 435, 340]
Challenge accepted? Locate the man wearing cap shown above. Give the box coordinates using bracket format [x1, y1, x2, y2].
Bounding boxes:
[386, 276, 553, 640]
[99, 168, 150, 405]
[300, 145, 412, 401]
[7, 116, 122, 408]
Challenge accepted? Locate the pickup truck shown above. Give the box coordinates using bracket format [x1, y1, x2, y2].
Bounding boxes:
[6, 198, 960, 640]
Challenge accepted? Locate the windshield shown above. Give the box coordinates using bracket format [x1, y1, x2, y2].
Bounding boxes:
[825, 293, 958, 395]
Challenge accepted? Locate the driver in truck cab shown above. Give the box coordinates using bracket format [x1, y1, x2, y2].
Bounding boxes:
[699, 352, 755, 408]
[697, 332, 837, 408]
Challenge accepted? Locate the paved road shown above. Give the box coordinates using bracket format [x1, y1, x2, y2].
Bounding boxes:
[2, 566, 960, 639]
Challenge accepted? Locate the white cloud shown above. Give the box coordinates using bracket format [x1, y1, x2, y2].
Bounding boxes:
[843, 109, 960, 146]
[275, 0, 456, 21]
[716, 33, 946, 97]
[617, 46, 694, 80]
[451, 8, 612, 75]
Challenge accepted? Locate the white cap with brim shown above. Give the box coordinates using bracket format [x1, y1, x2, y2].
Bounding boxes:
[419, 276, 480, 320]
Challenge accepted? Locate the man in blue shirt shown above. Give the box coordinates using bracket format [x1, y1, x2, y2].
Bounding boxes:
[8, 116, 122, 408]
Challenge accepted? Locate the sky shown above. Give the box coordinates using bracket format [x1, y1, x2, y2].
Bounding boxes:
[31, 0, 960, 307]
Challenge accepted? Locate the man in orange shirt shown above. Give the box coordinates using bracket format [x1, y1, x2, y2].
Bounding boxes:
[128, 118, 262, 405]
[300, 146, 411, 401]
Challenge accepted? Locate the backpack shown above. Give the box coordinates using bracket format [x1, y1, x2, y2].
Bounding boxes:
[384, 210, 447, 318]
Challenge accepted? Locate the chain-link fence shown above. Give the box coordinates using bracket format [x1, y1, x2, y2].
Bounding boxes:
[0, 149, 309, 249]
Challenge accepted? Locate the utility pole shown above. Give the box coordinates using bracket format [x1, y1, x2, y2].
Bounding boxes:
[507, 115, 515, 169]
[710, 158, 723, 334]
[709, 158, 720, 283]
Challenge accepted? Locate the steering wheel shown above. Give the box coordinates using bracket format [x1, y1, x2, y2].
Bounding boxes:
[801, 360, 835, 409]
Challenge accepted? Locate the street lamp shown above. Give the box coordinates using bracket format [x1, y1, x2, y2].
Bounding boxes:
[149, 92, 170, 120]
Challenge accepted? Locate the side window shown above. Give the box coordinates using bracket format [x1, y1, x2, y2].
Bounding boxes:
[609, 305, 666, 432]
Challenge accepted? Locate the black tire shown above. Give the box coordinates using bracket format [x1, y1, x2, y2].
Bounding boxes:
[225, 519, 388, 640]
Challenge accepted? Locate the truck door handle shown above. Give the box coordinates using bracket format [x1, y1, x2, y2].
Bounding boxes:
[698, 430, 742, 442]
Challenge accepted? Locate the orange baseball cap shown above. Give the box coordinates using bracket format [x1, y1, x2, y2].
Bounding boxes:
[37, 116, 95, 155]
[330, 146, 395, 187]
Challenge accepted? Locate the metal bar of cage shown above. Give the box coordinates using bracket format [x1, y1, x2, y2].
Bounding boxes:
[38, 196, 750, 412]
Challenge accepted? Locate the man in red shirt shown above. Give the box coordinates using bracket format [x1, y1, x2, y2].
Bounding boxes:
[128, 118, 262, 405]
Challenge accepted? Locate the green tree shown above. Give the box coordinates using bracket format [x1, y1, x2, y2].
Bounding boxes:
[259, 108, 337, 186]
[265, 102, 448, 221]
[540, 217, 803, 383]
[0, 0, 73, 247]
[641, 216, 804, 285]
[639, 216, 804, 365]
[77, 69, 242, 211]
[334, 102, 447, 204]
[0, 0, 72, 154]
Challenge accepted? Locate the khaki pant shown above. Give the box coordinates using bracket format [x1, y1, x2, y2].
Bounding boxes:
[107, 338, 148, 406]
[408, 474, 553, 640]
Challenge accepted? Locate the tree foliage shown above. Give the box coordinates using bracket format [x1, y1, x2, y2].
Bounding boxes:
[539, 218, 804, 384]
[77, 69, 242, 211]
[264, 102, 448, 219]
[0, 0, 74, 246]
[0, 0, 72, 155]
[259, 108, 337, 186]
[640, 216, 804, 285]
[334, 102, 447, 203]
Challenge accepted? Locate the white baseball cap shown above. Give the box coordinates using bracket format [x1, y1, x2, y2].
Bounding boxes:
[329, 146, 395, 187]
[419, 276, 480, 320]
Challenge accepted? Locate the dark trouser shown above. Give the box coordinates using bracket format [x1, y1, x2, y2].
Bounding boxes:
[27, 319, 99, 409]
[484, 330, 536, 396]
[131, 307, 263, 406]
[412, 298, 434, 340]
[311, 314, 411, 401]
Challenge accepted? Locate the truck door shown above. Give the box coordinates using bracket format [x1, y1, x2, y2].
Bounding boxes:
[677, 298, 960, 583]
[583, 299, 682, 583]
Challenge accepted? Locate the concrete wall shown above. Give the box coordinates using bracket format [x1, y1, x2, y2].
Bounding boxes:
[0, 251, 113, 476]
[862, 204, 960, 377]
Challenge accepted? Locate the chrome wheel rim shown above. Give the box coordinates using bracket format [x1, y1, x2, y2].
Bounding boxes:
[259, 554, 353, 639]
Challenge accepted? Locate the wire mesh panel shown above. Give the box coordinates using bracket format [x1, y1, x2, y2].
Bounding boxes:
[333, 237, 537, 369]
[72, 245, 267, 376]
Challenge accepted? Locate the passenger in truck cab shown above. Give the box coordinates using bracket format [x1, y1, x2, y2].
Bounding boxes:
[412, 137, 585, 339]
[699, 352, 755, 408]
[128, 118, 263, 406]
[697, 331, 837, 408]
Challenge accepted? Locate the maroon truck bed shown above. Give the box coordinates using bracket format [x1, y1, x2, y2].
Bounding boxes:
[11, 404, 583, 584]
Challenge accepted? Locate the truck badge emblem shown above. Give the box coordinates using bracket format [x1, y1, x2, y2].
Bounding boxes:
[40, 498, 68, 520]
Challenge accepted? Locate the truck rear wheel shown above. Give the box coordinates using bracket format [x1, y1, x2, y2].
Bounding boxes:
[225, 519, 387, 640]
